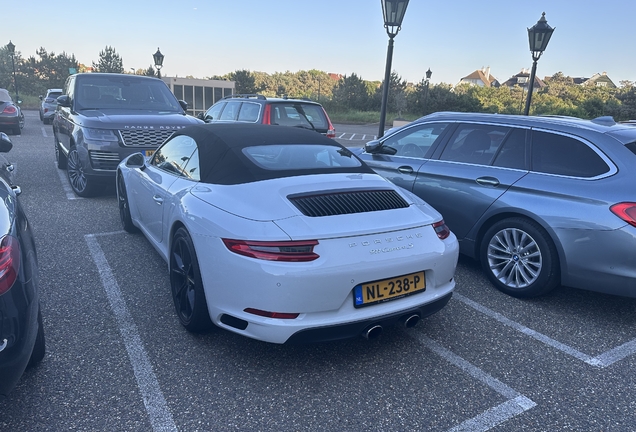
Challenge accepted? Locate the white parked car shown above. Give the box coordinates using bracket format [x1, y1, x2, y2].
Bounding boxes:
[116, 123, 459, 344]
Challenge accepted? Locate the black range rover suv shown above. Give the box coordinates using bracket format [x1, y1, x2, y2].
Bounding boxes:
[53, 73, 202, 197]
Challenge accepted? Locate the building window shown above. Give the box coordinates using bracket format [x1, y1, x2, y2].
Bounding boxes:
[195, 86, 203, 110]
[173, 85, 183, 100]
[204, 87, 214, 109]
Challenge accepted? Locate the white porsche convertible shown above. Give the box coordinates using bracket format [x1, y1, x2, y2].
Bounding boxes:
[117, 123, 459, 344]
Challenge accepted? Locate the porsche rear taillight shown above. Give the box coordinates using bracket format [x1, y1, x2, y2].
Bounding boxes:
[2, 106, 17, 115]
[433, 220, 451, 240]
[262, 105, 272, 125]
[0, 235, 21, 296]
[610, 202, 636, 227]
[222, 239, 319, 262]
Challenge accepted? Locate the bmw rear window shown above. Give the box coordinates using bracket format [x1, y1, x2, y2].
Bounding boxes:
[243, 144, 361, 170]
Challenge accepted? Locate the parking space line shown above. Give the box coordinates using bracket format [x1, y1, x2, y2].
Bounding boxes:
[86, 234, 177, 432]
[454, 293, 636, 368]
[54, 162, 81, 200]
[41, 127, 48, 137]
[349, 134, 356, 140]
[410, 333, 536, 431]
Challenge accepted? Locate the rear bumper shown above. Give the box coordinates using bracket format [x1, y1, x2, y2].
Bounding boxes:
[285, 292, 452, 344]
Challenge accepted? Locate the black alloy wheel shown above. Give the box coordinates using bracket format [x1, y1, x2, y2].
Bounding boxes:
[67, 148, 100, 197]
[480, 217, 559, 298]
[117, 173, 138, 233]
[170, 227, 213, 332]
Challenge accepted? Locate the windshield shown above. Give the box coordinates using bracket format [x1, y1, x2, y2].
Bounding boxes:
[74, 75, 182, 112]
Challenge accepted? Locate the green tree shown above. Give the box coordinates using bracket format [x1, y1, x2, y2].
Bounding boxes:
[92, 46, 124, 73]
[228, 69, 260, 94]
[144, 65, 157, 77]
[333, 73, 370, 111]
[0, 45, 23, 96]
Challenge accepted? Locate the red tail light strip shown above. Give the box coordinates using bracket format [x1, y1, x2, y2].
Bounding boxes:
[222, 239, 319, 262]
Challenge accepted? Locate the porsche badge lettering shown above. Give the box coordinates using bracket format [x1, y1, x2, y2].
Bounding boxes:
[349, 233, 421, 254]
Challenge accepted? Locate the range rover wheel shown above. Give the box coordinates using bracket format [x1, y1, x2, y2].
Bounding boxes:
[480, 217, 559, 298]
[170, 227, 213, 333]
[67, 147, 100, 197]
[55, 140, 67, 169]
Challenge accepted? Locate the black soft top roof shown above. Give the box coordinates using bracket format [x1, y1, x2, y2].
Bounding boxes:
[172, 123, 374, 185]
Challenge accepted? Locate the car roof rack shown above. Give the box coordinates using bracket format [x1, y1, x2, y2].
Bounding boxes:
[223, 94, 266, 100]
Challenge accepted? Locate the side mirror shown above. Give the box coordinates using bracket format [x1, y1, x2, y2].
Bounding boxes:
[39, 95, 44, 100]
[0, 132, 13, 153]
[179, 100, 188, 111]
[196, 112, 204, 120]
[125, 152, 146, 169]
[57, 95, 71, 108]
[364, 139, 397, 156]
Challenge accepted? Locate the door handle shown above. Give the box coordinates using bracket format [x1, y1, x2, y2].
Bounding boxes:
[476, 176, 500, 187]
[153, 195, 164, 204]
[397, 166, 414, 174]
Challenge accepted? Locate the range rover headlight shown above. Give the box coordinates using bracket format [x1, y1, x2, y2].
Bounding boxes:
[82, 127, 119, 143]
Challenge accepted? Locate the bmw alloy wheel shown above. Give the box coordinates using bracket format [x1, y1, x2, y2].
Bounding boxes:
[487, 227, 542, 289]
[481, 218, 559, 298]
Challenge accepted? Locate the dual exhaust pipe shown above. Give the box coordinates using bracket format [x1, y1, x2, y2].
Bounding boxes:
[362, 313, 420, 340]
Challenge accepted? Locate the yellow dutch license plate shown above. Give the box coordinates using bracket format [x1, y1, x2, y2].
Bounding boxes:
[145, 149, 155, 157]
[354, 271, 426, 308]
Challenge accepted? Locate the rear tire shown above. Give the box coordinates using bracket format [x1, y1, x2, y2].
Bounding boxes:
[480, 217, 559, 298]
[170, 227, 213, 332]
[27, 306, 45, 368]
[117, 173, 138, 233]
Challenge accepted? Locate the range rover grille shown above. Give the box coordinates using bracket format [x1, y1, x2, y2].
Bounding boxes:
[289, 189, 409, 217]
[119, 129, 175, 147]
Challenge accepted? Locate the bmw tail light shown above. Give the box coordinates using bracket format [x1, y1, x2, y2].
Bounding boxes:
[2, 106, 17, 115]
[610, 203, 636, 227]
[244, 308, 299, 319]
[432, 220, 451, 240]
[0, 235, 21, 296]
[222, 239, 319, 262]
[262, 105, 272, 125]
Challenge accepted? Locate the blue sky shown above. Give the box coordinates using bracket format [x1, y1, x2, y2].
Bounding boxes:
[5, 0, 635, 86]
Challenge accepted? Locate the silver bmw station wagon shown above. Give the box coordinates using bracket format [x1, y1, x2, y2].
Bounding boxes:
[356, 112, 636, 298]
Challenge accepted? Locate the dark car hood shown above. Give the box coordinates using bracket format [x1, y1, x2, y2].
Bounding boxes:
[73, 109, 202, 129]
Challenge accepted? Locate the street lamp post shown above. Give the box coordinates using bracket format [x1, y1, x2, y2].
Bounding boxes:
[6, 41, 19, 102]
[422, 68, 432, 115]
[153, 48, 164, 79]
[378, 0, 409, 138]
[523, 13, 555, 116]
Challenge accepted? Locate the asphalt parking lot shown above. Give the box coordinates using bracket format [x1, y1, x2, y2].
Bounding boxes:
[2, 110, 636, 431]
